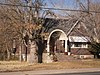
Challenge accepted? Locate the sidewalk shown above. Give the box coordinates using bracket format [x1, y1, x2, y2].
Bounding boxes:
[0, 68, 100, 75]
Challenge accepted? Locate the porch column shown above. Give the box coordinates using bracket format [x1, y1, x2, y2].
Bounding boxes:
[47, 42, 50, 53]
[65, 38, 71, 55]
[65, 38, 68, 53]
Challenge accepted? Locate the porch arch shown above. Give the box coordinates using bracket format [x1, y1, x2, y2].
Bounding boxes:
[47, 29, 68, 53]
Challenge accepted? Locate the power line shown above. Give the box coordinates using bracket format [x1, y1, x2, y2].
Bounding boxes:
[0, 3, 100, 13]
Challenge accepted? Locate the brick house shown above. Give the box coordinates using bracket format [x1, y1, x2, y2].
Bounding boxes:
[42, 18, 94, 63]
[15, 18, 94, 63]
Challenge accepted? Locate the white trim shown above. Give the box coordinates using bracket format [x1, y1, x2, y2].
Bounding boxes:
[69, 36, 89, 42]
[71, 44, 88, 48]
[47, 29, 67, 53]
[71, 47, 88, 48]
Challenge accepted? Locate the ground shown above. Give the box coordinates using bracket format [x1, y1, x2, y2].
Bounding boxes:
[0, 59, 100, 72]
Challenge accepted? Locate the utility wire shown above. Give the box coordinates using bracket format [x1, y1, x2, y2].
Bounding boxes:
[0, 3, 100, 13]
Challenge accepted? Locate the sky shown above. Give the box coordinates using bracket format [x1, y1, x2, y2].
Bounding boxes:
[42, 0, 100, 18]
[42, 0, 87, 17]
[44, 0, 87, 9]
[44, 0, 100, 9]
[0, 0, 99, 18]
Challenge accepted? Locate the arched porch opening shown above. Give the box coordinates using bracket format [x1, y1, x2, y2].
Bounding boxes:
[47, 29, 68, 54]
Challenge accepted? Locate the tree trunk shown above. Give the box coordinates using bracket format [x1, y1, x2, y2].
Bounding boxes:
[3, 51, 6, 60]
[37, 40, 45, 63]
[7, 49, 10, 60]
[25, 46, 27, 61]
[28, 40, 38, 63]
[19, 44, 22, 62]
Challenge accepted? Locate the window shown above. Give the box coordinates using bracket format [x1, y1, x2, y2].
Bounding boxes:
[71, 42, 88, 48]
[82, 43, 88, 48]
[74, 43, 82, 47]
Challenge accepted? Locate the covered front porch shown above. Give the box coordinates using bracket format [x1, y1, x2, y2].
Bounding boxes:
[43, 29, 71, 63]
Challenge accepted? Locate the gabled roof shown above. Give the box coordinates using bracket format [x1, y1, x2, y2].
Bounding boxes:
[44, 18, 89, 37]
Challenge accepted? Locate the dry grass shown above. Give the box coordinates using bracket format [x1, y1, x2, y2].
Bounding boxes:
[0, 59, 100, 72]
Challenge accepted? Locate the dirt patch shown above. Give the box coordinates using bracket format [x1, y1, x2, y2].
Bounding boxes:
[0, 59, 100, 72]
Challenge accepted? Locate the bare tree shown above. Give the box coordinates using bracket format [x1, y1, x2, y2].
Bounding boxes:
[0, 0, 56, 62]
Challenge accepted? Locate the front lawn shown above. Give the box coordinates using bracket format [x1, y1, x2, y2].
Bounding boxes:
[0, 59, 100, 72]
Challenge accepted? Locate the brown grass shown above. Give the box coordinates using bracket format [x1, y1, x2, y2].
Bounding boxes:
[0, 59, 100, 72]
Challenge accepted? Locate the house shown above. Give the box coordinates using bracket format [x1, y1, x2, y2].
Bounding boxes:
[42, 18, 94, 63]
[16, 18, 94, 63]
